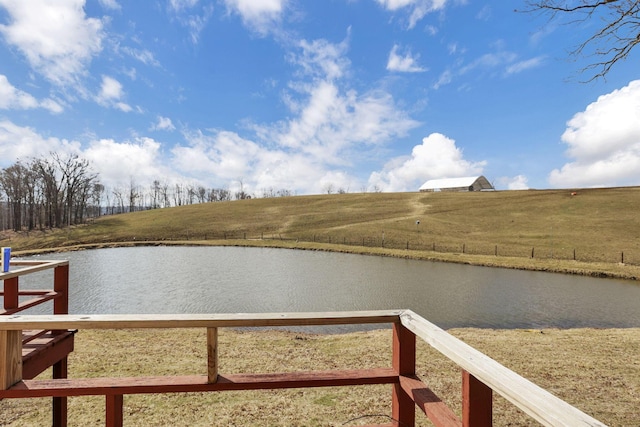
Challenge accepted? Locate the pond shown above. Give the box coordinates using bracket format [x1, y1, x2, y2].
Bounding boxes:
[17, 246, 640, 331]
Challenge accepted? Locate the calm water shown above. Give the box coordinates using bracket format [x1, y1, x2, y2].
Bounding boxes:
[16, 246, 640, 330]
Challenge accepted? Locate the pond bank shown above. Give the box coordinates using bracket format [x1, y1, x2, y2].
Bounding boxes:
[14, 238, 640, 281]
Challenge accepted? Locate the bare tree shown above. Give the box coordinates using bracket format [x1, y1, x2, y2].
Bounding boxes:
[33, 157, 63, 228]
[54, 153, 98, 225]
[91, 183, 105, 217]
[524, 0, 640, 80]
[128, 177, 140, 213]
[112, 187, 125, 214]
[0, 162, 27, 231]
[196, 186, 207, 203]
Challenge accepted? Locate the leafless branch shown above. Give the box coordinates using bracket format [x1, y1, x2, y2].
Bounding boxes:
[523, 0, 640, 81]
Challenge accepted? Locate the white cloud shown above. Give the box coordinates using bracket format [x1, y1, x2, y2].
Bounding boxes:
[99, 75, 123, 100]
[0, 119, 176, 188]
[120, 47, 160, 67]
[173, 129, 261, 181]
[436, 42, 544, 88]
[0, 75, 63, 113]
[368, 132, 486, 192]
[96, 75, 132, 112]
[375, 0, 449, 29]
[223, 0, 286, 34]
[40, 98, 64, 114]
[433, 70, 452, 89]
[386, 44, 426, 73]
[151, 116, 176, 132]
[168, 36, 421, 194]
[505, 56, 545, 75]
[0, 75, 37, 109]
[549, 80, 640, 188]
[258, 37, 419, 165]
[84, 137, 172, 187]
[173, 129, 357, 195]
[0, 0, 104, 87]
[169, 0, 200, 12]
[506, 175, 529, 190]
[459, 50, 518, 75]
[167, 0, 214, 43]
[98, 0, 120, 10]
[290, 38, 350, 81]
[0, 119, 79, 165]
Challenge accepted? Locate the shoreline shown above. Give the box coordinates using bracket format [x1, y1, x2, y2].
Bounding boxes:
[12, 238, 640, 281]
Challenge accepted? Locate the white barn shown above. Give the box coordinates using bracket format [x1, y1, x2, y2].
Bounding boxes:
[419, 176, 494, 192]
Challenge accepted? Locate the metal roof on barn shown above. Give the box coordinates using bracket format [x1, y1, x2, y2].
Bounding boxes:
[419, 176, 494, 192]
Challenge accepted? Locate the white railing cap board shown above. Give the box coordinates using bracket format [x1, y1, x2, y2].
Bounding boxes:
[0, 310, 403, 329]
[0, 260, 69, 280]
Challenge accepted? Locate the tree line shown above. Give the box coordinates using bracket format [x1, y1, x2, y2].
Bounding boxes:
[0, 153, 295, 233]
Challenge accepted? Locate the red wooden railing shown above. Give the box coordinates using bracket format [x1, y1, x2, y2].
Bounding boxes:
[1, 259, 75, 426]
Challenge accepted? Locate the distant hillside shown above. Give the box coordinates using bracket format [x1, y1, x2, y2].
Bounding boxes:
[6, 187, 640, 278]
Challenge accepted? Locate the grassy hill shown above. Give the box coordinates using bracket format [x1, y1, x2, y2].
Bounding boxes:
[5, 187, 640, 279]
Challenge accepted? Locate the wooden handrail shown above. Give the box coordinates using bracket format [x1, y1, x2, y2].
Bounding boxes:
[399, 310, 606, 427]
[0, 310, 403, 330]
[0, 260, 69, 281]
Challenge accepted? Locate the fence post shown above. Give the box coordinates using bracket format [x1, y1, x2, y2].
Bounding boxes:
[463, 244, 466, 254]
[392, 322, 416, 426]
[494, 245, 497, 257]
[462, 370, 492, 427]
[621, 251, 624, 264]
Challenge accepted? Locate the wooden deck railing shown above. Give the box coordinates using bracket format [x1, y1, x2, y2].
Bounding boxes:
[1, 259, 75, 426]
[0, 309, 606, 426]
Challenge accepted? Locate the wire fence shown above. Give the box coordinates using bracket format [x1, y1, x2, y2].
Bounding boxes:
[139, 230, 640, 267]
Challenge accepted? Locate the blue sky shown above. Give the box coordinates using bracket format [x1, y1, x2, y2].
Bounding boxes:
[0, 0, 639, 196]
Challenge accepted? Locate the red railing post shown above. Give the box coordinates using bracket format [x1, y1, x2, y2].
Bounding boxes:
[52, 358, 68, 427]
[106, 394, 124, 427]
[462, 370, 492, 427]
[53, 265, 69, 315]
[3, 276, 19, 310]
[53, 264, 71, 427]
[392, 321, 416, 426]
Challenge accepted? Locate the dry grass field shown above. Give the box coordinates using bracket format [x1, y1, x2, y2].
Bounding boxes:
[1, 327, 638, 426]
[5, 187, 640, 279]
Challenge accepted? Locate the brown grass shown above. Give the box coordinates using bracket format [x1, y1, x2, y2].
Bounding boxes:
[2, 327, 638, 426]
[6, 188, 640, 280]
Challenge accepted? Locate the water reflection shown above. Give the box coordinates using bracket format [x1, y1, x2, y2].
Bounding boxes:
[17, 246, 640, 330]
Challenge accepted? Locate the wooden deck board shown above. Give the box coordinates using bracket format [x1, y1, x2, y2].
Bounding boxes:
[21, 330, 75, 380]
